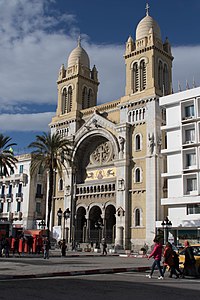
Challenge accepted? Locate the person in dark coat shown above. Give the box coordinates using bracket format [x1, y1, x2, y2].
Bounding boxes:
[182, 240, 197, 277]
[102, 238, 107, 256]
[172, 250, 182, 277]
[43, 238, 50, 259]
[13, 237, 20, 256]
[61, 239, 67, 257]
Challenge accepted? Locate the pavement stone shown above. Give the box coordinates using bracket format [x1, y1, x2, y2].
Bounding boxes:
[0, 250, 151, 280]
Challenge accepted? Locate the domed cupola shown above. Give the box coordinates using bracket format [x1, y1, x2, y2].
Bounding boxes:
[67, 37, 90, 69]
[135, 4, 161, 41]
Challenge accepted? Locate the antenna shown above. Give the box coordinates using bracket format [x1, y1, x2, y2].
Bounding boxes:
[178, 81, 181, 92]
[186, 80, 190, 90]
[192, 77, 196, 88]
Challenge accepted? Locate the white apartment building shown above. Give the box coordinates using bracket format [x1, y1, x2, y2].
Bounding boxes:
[159, 87, 200, 244]
[0, 153, 46, 237]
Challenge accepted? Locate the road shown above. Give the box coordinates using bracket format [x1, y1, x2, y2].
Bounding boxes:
[1, 272, 200, 300]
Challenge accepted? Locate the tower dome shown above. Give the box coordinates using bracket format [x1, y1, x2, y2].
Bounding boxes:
[135, 4, 161, 41]
[67, 37, 90, 68]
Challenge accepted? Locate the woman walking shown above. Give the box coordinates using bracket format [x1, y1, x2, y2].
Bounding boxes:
[163, 242, 179, 278]
[146, 238, 164, 279]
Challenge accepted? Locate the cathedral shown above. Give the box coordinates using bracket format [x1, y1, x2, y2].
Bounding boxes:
[50, 5, 173, 250]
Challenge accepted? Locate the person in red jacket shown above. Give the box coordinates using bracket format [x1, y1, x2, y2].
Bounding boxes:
[146, 238, 164, 279]
[163, 242, 179, 278]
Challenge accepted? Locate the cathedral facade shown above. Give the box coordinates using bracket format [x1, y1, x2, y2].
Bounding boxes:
[50, 6, 173, 250]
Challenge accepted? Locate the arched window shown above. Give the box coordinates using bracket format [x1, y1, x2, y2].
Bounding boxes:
[135, 208, 140, 226]
[133, 62, 139, 93]
[158, 61, 163, 90]
[135, 134, 141, 151]
[135, 168, 141, 183]
[59, 178, 63, 191]
[67, 86, 72, 113]
[82, 87, 87, 109]
[140, 60, 146, 90]
[163, 64, 169, 95]
[61, 88, 67, 114]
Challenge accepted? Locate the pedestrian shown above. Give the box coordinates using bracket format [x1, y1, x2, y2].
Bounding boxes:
[61, 239, 67, 257]
[28, 236, 33, 254]
[43, 237, 50, 259]
[102, 238, 107, 256]
[146, 238, 164, 279]
[162, 242, 179, 278]
[172, 250, 182, 277]
[182, 240, 197, 277]
[3, 238, 10, 258]
[13, 237, 20, 257]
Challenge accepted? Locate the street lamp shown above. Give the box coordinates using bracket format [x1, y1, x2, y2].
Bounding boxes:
[57, 208, 63, 226]
[95, 219, 103, 248]
[63, 208, 71, 220]
[161, 217, 172, 244]
[63, 208, 71, 242]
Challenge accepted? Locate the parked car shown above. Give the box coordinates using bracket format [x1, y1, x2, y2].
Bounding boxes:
[179, 244, 200, 275]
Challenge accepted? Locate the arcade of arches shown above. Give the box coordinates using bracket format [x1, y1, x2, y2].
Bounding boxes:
[75, 205, 116, 244]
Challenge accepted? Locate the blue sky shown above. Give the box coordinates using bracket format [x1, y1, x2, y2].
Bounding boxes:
[0, 0, 200, 153]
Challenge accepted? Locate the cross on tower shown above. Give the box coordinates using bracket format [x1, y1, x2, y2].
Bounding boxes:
[78, 35, 81, 46]
[145, 3, 150, 16]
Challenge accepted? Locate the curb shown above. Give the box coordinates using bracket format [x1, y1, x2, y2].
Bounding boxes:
[0, 266, 151, 280]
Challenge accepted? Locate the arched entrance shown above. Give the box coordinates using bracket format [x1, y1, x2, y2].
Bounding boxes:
[105, 205, 116, 243]
[75, 207, 86, 243]
[72, 130, 119, 247]
[89, 206, 102, 246]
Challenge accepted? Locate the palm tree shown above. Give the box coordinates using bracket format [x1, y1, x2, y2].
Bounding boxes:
[0, 134, 18, 176]
[28, 132, 72, 239]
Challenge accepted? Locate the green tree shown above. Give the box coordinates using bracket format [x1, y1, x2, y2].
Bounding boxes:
[28, 132, 72, 239]
[0, 134, 18, 176]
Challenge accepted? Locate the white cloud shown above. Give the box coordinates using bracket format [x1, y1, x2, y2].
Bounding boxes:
[172, 46, 200, 91]
[0, 112, 54, 131]
[0, 0, 200, 133]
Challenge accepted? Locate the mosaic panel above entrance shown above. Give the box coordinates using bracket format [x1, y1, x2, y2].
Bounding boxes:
[85, 167, 116, 181]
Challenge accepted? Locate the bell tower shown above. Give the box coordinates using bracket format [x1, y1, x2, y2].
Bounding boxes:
[124, 3, 173, 99]
[56, 37, 99, 118]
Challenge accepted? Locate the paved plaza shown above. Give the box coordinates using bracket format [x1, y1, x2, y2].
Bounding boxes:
[0, 250, 151, 279]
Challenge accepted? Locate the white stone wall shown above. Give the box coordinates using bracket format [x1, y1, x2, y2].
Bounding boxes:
[160, 87, 200, 231]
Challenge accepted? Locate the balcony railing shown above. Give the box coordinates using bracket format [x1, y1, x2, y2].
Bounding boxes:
[6, 193, 13, 201]
[0, 212, 13, 221]
[16, 192, 23, 201]
[0, 194, 5, 201]
[0, 173, 28, 184]
[13, 211, 22, 220]
[35, 193, 43, 198]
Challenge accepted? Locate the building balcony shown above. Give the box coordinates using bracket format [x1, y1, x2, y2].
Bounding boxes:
[6, 193, 13, 201]
[13, 211, 22, 220]
[16, 192, 23, 201]
[0, 194, 5, 202]
[35, 193, 43, 199]
[0, 212, 13, 221]
[0, 173, 28, 184]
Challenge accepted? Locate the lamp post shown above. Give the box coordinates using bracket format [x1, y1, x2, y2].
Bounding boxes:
[161, 217, 172, 245]
[57, 208, 63, 226]
[63, 208, 71, 242]
[95, 219, 103, 248]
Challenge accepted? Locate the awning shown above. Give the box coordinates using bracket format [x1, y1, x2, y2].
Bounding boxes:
[23, 229, 47, 236]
